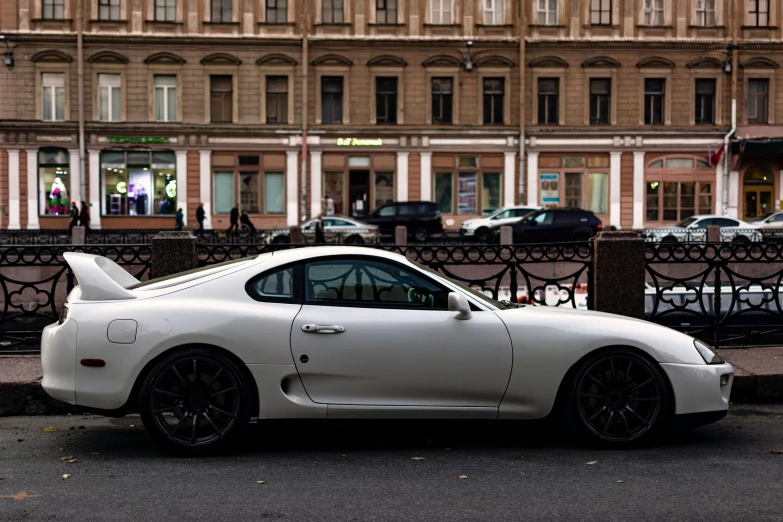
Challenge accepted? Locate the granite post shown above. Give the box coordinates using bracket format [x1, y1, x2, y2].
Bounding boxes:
[592, 231, 646, 318]
[289, 226, 305, 244]
[500, 226, 513, 246]
[151, 231, 198, 279]
[71, 226, 85, 245]
[706, 225, 721, 243]
[395, 226, 407, 246]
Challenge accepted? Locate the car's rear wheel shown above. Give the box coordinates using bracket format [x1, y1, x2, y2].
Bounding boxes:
[565, 349, 670, 446]
[474, 227, 490, 243]
[661, 236, 679, 244]
[413, 226, 429, 242]
[138, 348, 251, 454]
[732, 235, 749, 244]
[344, 234, 364, 245]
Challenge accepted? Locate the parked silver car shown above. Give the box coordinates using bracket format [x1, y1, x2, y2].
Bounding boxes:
[263, 217, 379, 245]
[644, 215, 762, 243]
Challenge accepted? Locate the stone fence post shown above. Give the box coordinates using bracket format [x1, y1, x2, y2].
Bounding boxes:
[706, 225, 721, 243]
[499, 226, 513, 246]
[395, 226, 407, 246]
[71, 226, 85, 245]
[592, 231, 646, 319]
[289, 226, 305, 244]
[151, 231, 198, 279]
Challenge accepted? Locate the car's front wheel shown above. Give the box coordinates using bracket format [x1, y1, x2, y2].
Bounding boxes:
[138, 348, 252, 454]
[565, 349, 670, 446]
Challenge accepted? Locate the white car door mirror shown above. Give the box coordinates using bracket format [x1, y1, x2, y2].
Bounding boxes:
[448, 292, 472, 320]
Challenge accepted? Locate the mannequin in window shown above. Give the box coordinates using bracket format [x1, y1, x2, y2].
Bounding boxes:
[49, 177, 68, 215]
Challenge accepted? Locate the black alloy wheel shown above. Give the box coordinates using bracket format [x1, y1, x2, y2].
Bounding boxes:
[139, 348, 250, 453]
[344, 234, 364, 245]
[413, 227, 429, 242]
[568, 350, 670, 445]
[474, 227, 490, 244]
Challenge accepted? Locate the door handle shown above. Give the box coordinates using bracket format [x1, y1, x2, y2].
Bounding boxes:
[301, 324, 345, 334]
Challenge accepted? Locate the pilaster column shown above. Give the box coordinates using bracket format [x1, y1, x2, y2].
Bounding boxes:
[609, 151, 622, 229]
[420, 152, 432, 201]
[199, 150, 212, 228]
[526, 151, 539, 206]
[7, 149, 20, 230]
[632, 151, 645, 229]
[728, 170, 739, 218]
[396, 152, 409, 203]
[503, 152, 516, 207]
[88, 149, 101, 229]
[26, 149, 39, 230]
[68, 148, 81, 210]
[286, 151, 298, 226]
[310, 151, 323, 218]
[175, 150, 188, 224]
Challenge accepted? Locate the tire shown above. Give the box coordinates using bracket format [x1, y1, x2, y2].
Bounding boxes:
[563, 348, 671, 446]
[344, 234, 364, 245]
[732, 235, 749, 244]
[138, 347, 252, 454]
[474, 227, 490, 243]
[574, 232, 591, 243]
[413, 226, 429, 243]
[661, 236, 679, 244]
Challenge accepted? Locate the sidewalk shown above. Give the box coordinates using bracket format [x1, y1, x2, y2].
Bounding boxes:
[1, 348, 782, 415]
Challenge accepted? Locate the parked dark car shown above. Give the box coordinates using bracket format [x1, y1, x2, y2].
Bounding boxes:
[362, 201, 443, 241]
[496, 208, 602, 243]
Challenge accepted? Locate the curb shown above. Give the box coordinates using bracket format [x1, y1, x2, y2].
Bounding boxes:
[1, 375, 783, 417]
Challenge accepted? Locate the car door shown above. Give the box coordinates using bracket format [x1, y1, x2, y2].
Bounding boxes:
[520, 210, 555, 242]
[371, 204, 397, 234]
[289, 256, 513, 408]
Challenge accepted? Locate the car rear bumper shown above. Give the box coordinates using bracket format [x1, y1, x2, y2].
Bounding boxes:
[660, 362, 733, 415]
[41, 320, 78, 405]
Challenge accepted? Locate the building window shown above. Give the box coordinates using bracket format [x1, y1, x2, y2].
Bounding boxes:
[431, 77, 454, 125]
[434, 170, 501, 215]
[537, 77, 559, 125]
[375, 77, 398, 125]
[321, 76, 344, 124]
[645, 157, 713, 222]
[590, 0, 611, 25]
[42, 0, 65, 20]
[748, 78, 769, 124]
[38, 149, 70, 216]
[266, 0, 287, 23]
[695, 78, 715, 125]
[213, 155, 284, 215]
[98, 0, 121, 20]
[537, 0, 557, 25]
[101, 151, 177, 216]
[483, 78, 504, 125]
[431, 0, 453, 24]
[483, 0, 505, 25]
[266, 76, 288, 124]
[323, 0, 343, 23]
[154, 75, 177, 122]
[211, 0, 232, 23]
[42, 73, 65, 122]
[98, 73, 121, 122]
[210, 75, 233, 123]
[695, 0, 715, 26]
[644, 78, 665, 125]
[376, 0, 398, 23]
[748, 0, 769, 27]
[155, 0, 176, 21]
[643, 0, 664, 25]
[589, 78, 610, 125]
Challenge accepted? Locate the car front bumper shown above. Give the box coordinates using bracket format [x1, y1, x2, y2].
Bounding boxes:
[660, 362, 733, 415]
[459, 227, 476, 237]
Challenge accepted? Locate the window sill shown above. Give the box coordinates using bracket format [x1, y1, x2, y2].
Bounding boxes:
[475, 23, 514, 28]
[528, 24, 566, 28]
[688, 24, 726, 29]
[90, 19, 128, 23]
[423, 23, 463, 27]
[742, 25, 778, 29]
[258, 22, 297, 26]
[637, 24, 675, 28]
[32, 18, 72, 22]
[204, 21, 240, 25]
[368, 22, 406, 26]
[583, 24, 620, 28]
[147, 20, 184, 25]
[314, 22, 353, 27]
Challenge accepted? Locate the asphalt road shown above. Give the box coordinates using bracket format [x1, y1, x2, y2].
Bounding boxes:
[2, 405, 783, 521]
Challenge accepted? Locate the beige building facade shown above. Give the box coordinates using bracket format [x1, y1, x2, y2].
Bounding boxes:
[0, 0, 781, 231]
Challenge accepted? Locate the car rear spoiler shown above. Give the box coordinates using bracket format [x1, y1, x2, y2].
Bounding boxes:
[63, 252, 139, 301]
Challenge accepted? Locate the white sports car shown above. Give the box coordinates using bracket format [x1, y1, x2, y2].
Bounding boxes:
[42, 247, 733, 453]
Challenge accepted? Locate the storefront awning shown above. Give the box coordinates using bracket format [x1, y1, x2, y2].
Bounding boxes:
[736, 125, 783, 140]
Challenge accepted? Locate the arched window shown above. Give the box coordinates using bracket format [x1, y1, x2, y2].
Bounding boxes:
[645, 155, 714, 224]
[38, 148, 70, 216]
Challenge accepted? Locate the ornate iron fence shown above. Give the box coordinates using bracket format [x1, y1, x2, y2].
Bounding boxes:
[644, 242, 783, 347]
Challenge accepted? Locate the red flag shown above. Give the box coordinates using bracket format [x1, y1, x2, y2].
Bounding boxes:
[710, 145, 724, 167]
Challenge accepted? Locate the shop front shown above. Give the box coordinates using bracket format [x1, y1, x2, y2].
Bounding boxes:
[431, 153, 504, 223]
[320, 152, 396, 218]
[534, 154, 611, 226]
[643, 154, 715, 226]
[100, 150, 177, 221]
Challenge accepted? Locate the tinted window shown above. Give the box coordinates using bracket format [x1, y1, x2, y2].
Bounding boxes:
[329, 219, 353, 227]
[250, 266, 296, 300]
[512, 209, 534, 217]
[554, 212, 579, 225]
[377, 205, 396, 217]
[305, 258, 448, 309]
[492, 210, 511, 220]
[772, 214, 783, 223]
[532, 211, 554, 225]
[713, 218, 740, 228]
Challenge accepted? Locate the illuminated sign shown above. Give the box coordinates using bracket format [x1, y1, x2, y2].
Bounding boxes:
[106, 136, 171, 145]
[336, 138, 384, 147]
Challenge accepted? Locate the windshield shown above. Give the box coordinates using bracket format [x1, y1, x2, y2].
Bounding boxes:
[411, 261, 507, 310]
[675, 217, 699, 228]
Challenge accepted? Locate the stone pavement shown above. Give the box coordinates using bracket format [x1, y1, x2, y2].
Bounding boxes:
[1, 348, 782, 415]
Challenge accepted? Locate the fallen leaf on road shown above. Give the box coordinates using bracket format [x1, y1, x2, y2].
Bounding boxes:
[520, 456, 526, 459]
[257, 481, 265, 484]
[771, 450, 783, 454]
[60, 456, 73, 460]
[62, 474, 70, 480]
[67, 459, 77, 464]
[616, 480, 624, 483]
[43, 427, 55, 433]
[586, 461, 598, 465]
[458, 475, 468, 479]
[411, 457, 426, 461]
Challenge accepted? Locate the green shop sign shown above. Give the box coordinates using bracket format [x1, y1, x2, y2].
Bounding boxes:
[106, 136, 171, 145]
[336, 138, 384, 147]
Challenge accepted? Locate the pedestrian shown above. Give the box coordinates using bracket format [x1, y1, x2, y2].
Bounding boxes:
[227, 206, 240, 234]
[68, 202, 79, 233]
[175, 208, 184, 231]
[240, 211, 257, 233]
[314, 218, 326, 245]
[196, 202, 206, 237]
[79, 201, 90, 232]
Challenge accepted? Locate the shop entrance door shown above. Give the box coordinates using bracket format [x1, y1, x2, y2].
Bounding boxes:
[744, 187, 774, 220]
[349, 170, 370, 217]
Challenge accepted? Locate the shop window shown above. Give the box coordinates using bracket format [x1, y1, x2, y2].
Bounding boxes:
[589, 79, 610, 125]
[101, 151, 177, 216]
[154, 75, 177, 122]
[155, 0, 176, 21]
[323, 0, 344, 23]
[212, 155, 285, 215]
[695, 79, 715, 125]
[324, 172, 345, 214]
[42, 0, 65, 19]
[647, 181, 712, 221]
[213, 172, 235, 213]
[374, 172, 394, 209]
[696, 0, 716, 26]
[431, 78, 454, 125]
[376, 0, 397, 23]
[565, 173, 582, 208]
[748, 0, 769, 27]
[748, 79, 769, 124]
[98, 74, 122, 122]
[210, 75, 233, 123]
[644, 78, 665, 125]
[666, 158, 693, 168]
[239, 173, 259, 213]
[434, 171, 499, 215]
[483, 78, 505, 125]
[266, 76, 288, 124]
[376, 77, 398, 124]
[38, 149, 70, 216]
[537, 0, 557, 25]
[266, 0, 287, 23]
[434, 172, 453, 213]
[431, 0, 453, 24]
[588, 173, 608, 214]
[482, 173, 501, 213]
[458, 156, 478, 168]
[537, 78, 559, 125]
[265, 173, 284, 213]
[211, 0, 232, 22]
[590, 0, 611, 25]
[322, 77, 344, 124]
[483, 0, 505, 25]
[99, 0, 121, 21]
[643, 0, 664, 25]
[42, 73, 65, 122]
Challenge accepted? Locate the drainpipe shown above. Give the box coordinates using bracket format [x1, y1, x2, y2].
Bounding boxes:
[517, 0, 526, 205]
[723, 0, 738, 216]
[76, 0, 86, 202]
[300, 0, 309, 223]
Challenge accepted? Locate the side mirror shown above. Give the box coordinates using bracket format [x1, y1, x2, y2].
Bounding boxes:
[448, 292, 472, 320]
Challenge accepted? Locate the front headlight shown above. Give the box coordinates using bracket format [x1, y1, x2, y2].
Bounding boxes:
[694, 339, 724, 364]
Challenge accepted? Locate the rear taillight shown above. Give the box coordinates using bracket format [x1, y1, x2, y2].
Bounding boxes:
[596, 224, 603, 231]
